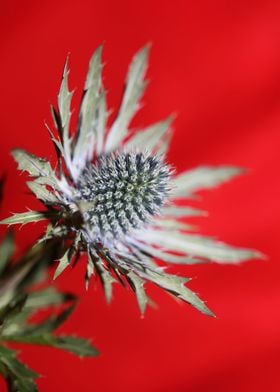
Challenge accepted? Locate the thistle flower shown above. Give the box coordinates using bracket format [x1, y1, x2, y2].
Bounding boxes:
[1, 45, 262, 316]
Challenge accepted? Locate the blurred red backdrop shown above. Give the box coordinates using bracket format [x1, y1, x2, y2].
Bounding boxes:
[1, 0, 280, 391]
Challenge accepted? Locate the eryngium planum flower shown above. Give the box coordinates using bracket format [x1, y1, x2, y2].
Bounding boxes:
[1, 45, 263, 316]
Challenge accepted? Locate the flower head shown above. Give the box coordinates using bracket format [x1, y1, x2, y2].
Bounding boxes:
[1, 45, 262, 316]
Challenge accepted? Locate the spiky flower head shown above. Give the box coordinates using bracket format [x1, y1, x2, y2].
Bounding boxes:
[1, 45, 262, 316]
[78, 152, 172, 243]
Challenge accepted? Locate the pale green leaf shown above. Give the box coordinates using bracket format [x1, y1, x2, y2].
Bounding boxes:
[130, 239, 202, 265]
[73, 46, 103, 175]
[137, 228, 263, 263]
[105, 45, 150, 152]
[5, 335, 98, 358]
[11, 149, 55, 186]
[156, 129, 173, 156]
[27, 182, 59, 204]
[141, 269, 214, 316]
[171, 166, 244, 199]
[91, 251, 116, 303]
[58, 56, 74, 173]
[126, 271, 148, 315]
[53, 249, 71, 280]
[0, 211, 51, 226]
[25, 287, 72, 309]
[125, 115, 174, 152]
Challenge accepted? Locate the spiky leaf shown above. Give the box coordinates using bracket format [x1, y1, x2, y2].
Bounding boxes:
[11, 149, 55, 185]
[0, 346, 38, 392]
[105, 45, 150, 151]
[27, 182, 59, 204]
[0, 211, 51, 226]
[125, 115, 174, 152]
[57, 56, 74, 173]
[73, 46, 103, 174]
[138, 228, 262, 263]
[53, 249, 72, 280]
[126, 271, 148, 315]
[142, 269, 214, 316]
[5, 335, 98, 358]
[171, 166, 244, 199]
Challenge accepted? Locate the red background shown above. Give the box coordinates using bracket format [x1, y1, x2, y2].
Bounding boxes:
[1, 0, 280, 391]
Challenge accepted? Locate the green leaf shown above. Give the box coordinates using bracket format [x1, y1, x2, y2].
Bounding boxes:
[105, 45, 150, 152]
[25, 287, 74, 309]
[126, 271, 148, 315]
[5, 334, 98, 358]
[57, 56, 74, 174]
[73, 46, 103, 175]
[53, 249, 72, 280]
[90, 251, 116, 303]
[0, 211, 52, 226]
[11, 149, 55, 187]
[141, 269, 214, 316]
[27, 182, 59, 204]
[0, 232, 15, 273]
[0, 294, 28, 329]
[137, 228, 263, 263]
[171, 166, 245, 199]
[125, 115, 174, 152]
[27, 304, 76, 335]
[0, 345, 38, 392]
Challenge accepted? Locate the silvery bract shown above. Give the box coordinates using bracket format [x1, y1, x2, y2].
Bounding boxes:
[1, 45, 262, 316]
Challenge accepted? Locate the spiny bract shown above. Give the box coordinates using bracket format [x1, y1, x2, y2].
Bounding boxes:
[0, 45, 262, 316]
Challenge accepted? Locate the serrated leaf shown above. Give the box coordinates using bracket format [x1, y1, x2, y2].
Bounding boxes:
[125, 115, 174, 152]
[141, 269, 214, 316]
[126, 271, 148, 315]
[0, 294, 28, 328]
[0, 211, 52, 226]
[0, 346, 38, 392]
[0, 232, 15, 273]
[5, 334, 98, 358]
[11, 149, 55, 188]
[27, 182, 59, 204]
[73, 46, 103, 176]
[171, 166, 245, 199]
[105, 45, 150, 152]
[58, 56, 74, 174]
[91, 251, 116, 303]
[137, 228, 263, 263]
[53, 249, 72, 280]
